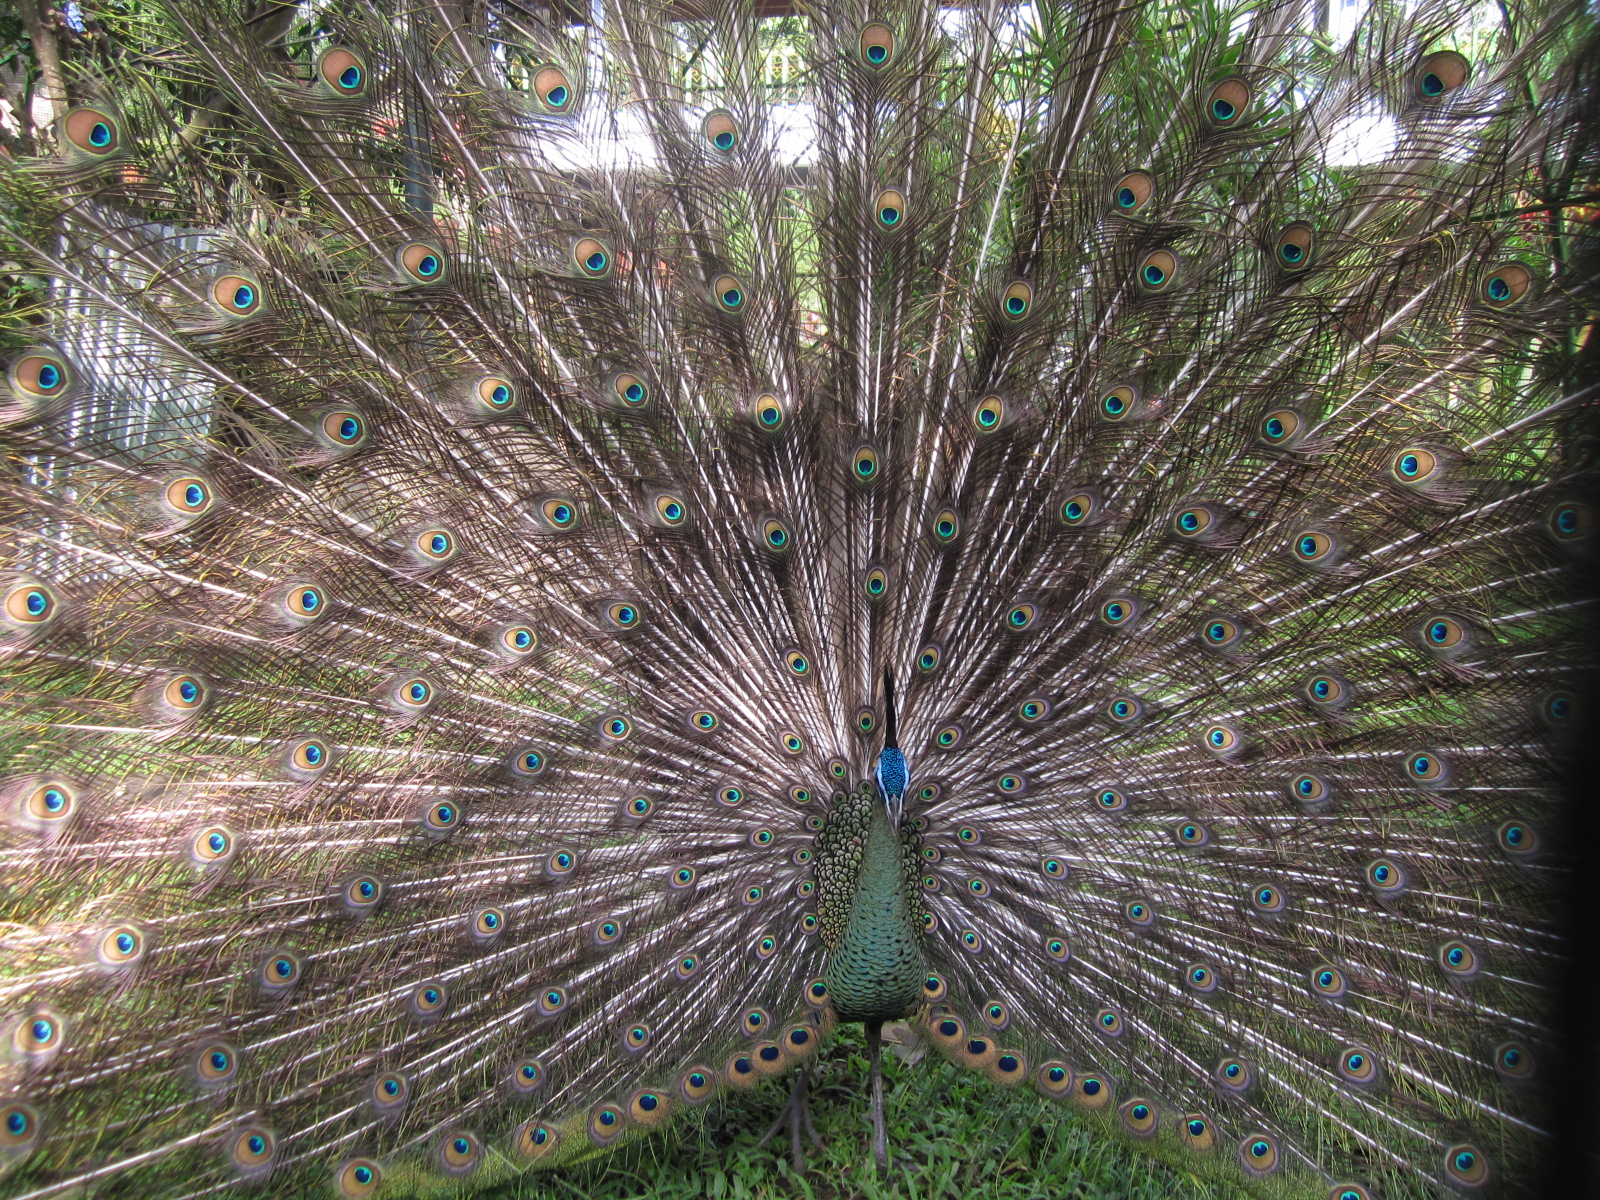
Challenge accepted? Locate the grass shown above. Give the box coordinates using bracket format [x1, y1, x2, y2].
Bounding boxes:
[481, 1026, 1237, 1200]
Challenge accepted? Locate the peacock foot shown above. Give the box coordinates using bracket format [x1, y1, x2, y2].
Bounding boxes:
[757, 1066, 822, 1172]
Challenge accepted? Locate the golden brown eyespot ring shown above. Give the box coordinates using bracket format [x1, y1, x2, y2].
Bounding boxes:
[711, 274, 746, 313]
[336, 1158, 382, 1197]
[852, 443, 881, 482]
[190, 825, 234, 864]
[1000, 279, 1033, 319]
[1276, 223, 1313, 270]
[317, 47, 368, 97]
[61, 107, 120, 155]
[703, 110, 738, 152]
[319, 409, 368, 448]
[210, 274, 263, 317]
[1206, 77, 1250, 126]
[9, 352, 73, 400]
[1111, 170, 1153, 213]
[1416, 50, 1469, 101]
[973, 394, 1005, 432]
[1391, 447, 1438, 483]
[572, 236, 612, 278]
[230, 1126, 276, 1174]
[475, 374, 517, 413]
[1480, 262, 1531, 308]
[397, 241, 447, 284]
[161, 673, 209, 712]
[1137, 249, 1179, 292]
[875, 188, 906, 229]
[534, 65, 573, 112]
[98, 924, 145, 966]
[612, 371, 649, 409]
[437, 1130, 479, 1174]
[1442, 1143, 1489, 1187]
[1259, 408, 1303, 445]
[163, 475, 215, 518]
[859, 22, 894, 67]
[1099, 384, 1138, 422]
[931, 506, 961, 543]
[752, 391, 785, 429]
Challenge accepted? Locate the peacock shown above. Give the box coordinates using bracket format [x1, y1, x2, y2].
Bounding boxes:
[1, 0, 1596, 1196]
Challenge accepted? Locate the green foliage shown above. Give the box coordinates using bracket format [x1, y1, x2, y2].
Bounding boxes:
[488, 1027, 1223, 1200]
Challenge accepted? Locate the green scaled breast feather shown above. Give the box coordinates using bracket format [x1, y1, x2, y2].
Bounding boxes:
[0, 0, 1595, 1198]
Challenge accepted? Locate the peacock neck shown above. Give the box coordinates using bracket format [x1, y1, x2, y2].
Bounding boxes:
[822, 802, 926, 1025]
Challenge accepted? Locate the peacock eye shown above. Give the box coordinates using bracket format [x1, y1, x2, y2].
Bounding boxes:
[572, 236, 612, 278]
[1292, 529, 1336, 563]
[612, 371, 649, 409]
[711, 273, 746, 313]
[1416, 50, 1469, 101]
[476, 374, 517, 412]
[10, 351, 74, 400]
[917, 642, 942, 672]
[863, 565, 889, 599]
[1110, 170, 1153, 213]
[509, 746, 547, 777]
[703, 109, 738, 151]
[1137, 248, 1178, 291]
[1060, 491, 1095, 524]
[316, 47, 367, 96]
[288, 737, 331, 774]
[931, 506, 961, 544]
[999, 279, 1033, 319]
[1105, 694, 1143, 723]
[859, 22, 894, 66]
[412, 527, 455, 562]
[61, 107, 120, 155]
[538, 497, 579, 531]
[851, 442, 881, 481]
[283, 582, 327, 620]
[320, 409, 369, 448]
[534, 64, 572, 111]
[1005, 601, 1040, 631]
[874, 188, 906, 228]
[397, 241, 446, 284]
[1096, 787, 1128, 812]
[1098, 383, 1137, 421]
[604, 600, 642, 629]
[1275, 223, 1313, 269]
[1404, 750, 1447, 785]
[1206, 77, 1250, 126]
[500, 624, 537, 655]
[1258, 408, 1303, 444]
[1420, 615, 1466, 650]
[972, 394, 1005, 432]
[1173, 506, 1213, 537]
[1480, 261, 1532, 308]
[98, 924, 145, 966]
[761, 517, 791, 551]
[1392, 447, 1439, 482]
[1100, 596, 1137, 627]
[210, 273, 263, 316]
[751, 391, 786, 429]
[651, 493, 687, 526]
[1443, 1144, 1489, 1187]
[231, 1127, 276, 1172]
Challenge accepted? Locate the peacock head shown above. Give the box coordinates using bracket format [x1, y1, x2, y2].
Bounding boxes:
[875, 669, 910, 825]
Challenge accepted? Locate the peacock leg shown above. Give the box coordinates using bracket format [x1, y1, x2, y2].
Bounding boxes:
[757, 1066, 819, 1171]
[865, 1019, 890, 1169]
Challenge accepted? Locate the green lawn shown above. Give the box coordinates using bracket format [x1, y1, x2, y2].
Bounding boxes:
[489, 1026, 1233, 1200]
